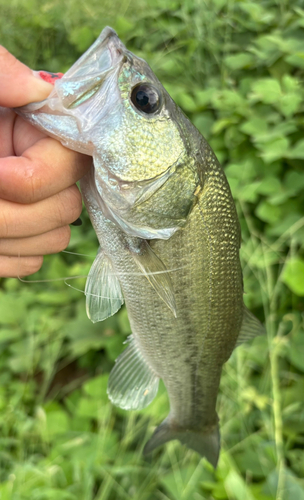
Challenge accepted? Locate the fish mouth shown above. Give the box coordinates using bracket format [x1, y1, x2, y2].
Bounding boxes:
[14, 27, 127, 152]
[57, 27, 125, 110]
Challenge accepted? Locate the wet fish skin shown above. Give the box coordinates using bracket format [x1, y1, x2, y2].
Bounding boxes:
[15, 27, 265, 467]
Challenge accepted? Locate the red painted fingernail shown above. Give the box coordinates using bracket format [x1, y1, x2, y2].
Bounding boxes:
[32, 70, 64, 85]
[38, 71, 64, 84]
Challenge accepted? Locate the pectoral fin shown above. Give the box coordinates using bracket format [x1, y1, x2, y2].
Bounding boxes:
[85, 248, 124, 323]
[107, 335, 159, 410]
[235, 306, 266, 347]
[131, 240, 177, 317]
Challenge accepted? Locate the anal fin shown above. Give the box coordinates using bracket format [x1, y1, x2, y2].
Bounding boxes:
[107, 335, 159, 410]
[85, 248, 124, 323]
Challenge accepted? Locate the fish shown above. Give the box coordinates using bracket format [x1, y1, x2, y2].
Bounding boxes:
[15, 26, 265, 467]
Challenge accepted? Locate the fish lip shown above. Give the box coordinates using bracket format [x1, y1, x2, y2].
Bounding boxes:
[104, 27, 127, 62]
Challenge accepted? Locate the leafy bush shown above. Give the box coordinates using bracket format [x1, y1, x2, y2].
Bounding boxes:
[1, 0, 304, 498]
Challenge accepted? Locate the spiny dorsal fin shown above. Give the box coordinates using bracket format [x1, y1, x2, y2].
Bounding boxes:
[235, 306, 266, 347]
[85, 248, 124, 323]
[107, 335, 159, 410]
[131, 240, 177, 317]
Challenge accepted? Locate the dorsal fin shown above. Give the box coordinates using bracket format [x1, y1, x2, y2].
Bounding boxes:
[235, 306, 266, 347]
[107, 335, 159, 410]
[85, 248, 124, 323]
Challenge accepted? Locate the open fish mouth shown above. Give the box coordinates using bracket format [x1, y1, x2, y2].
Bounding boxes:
[15, 27, 127, 153]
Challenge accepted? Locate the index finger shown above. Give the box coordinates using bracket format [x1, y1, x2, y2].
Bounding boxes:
[0, 135, 92, 204]
[0, 46, 53, 107]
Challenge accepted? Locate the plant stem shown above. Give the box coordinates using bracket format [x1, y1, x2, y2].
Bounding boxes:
[270, 337, 285, 500]
[266, 254, 285, 500]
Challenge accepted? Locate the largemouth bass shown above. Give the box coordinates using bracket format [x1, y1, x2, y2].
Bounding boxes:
[15, 27, 265, 467]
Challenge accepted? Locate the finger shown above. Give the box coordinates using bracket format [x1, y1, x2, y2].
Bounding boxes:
[0, 255, 43, 278]
[0, 46, 53, 107]
[0, 136, 92, 203]
[0, 226, 71, 256]
[12, 115, 48, 154]
[0, 109, 47, 158]
[0, 184, 82, 239]
[0, 107, 16, 157]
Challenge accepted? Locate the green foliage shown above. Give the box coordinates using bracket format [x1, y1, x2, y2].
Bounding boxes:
[1, 0, 304, 498]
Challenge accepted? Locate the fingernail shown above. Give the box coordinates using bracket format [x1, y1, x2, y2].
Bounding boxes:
[31, 70, 54, 95]
[71, 218, 82, 226]
[34, 70, 64, 84]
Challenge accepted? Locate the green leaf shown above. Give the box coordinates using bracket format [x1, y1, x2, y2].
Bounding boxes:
[83, 374, 109, 400]
[279, 93, 302, 117]
[267, 213, 303, 238]
[286, 53, 304, 69]
[212, 90, 248, 114]
[225, 470, 256, 500]
[194, 88, 214, 107]
[257, 137, 289, 163]
[287, 139, 304, 159]
[255, 201, 282, 224]
[212, 118, 235, 135]
[45, 408, 70, 437]
[193, 112, 214, 138]
[113, 16, 135, 36]
[250, 78, 281, 104]
[225, 53, 255, 69]
[69, 26, 96, 53]
[287, 329, 304, 373]
[0, 292, 26, 325]
[256, 176, 281, 195]
[265, 468, 304, 500]
[282, 258, 304, 296]
[76, 396, 110, 419]
[0, 327, 22, 344]
[237, 182, 261, 203]
[240, 117, 268, 137]
[175, 93, 197, 112]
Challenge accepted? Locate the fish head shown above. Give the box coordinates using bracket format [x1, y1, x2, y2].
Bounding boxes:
[16, 27, 203, 239]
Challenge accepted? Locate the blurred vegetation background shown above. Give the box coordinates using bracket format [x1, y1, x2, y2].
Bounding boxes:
[1, 0, 304, 498]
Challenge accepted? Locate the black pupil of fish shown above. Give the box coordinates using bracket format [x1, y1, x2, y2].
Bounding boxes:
[131, 84, 160, 114]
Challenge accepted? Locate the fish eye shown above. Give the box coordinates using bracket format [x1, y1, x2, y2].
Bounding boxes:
[130, 83, 162, 114]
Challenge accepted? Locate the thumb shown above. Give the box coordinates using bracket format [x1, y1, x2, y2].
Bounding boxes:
[0, 46, 53, 107]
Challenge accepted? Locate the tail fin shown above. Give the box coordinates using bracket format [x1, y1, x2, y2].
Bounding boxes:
[143, 418, 220, 467]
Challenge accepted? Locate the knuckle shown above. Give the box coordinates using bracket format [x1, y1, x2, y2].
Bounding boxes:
[52, 226, 71, 253]
[0, 255, 43, 278]
[27, 256, 44, 275]
[20, 160, 44, 204]
[21, 256, 44, 277]
[61, 185, 83, 224]
[0, 210, 11, 238]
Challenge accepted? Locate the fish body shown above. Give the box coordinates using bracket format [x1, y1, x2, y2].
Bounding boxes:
[15, 27, 265, 467]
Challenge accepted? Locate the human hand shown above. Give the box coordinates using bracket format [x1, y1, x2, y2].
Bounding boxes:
[0, 47, 92, 278]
